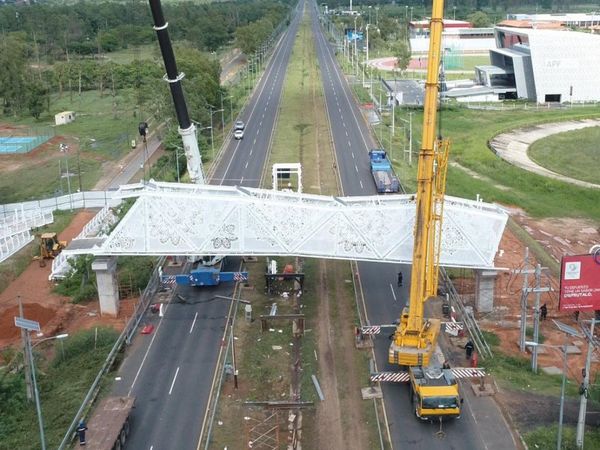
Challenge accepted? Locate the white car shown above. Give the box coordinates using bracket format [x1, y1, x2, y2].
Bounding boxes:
[234, 129, 244, 140]
[234, 121, 245, 131]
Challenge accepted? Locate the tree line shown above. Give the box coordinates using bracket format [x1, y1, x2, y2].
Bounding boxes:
[0, 0, 293, 119]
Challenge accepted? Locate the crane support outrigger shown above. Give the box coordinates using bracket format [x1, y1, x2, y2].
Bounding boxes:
[388, 0, 449, 367]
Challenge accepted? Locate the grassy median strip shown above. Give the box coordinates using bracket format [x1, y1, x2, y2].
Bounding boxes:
[210, 10, 382, 450]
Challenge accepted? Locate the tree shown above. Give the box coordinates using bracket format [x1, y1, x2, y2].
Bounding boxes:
[392, 41, 411, 72]
[467, 11, 492, 28]
[27, 82, 48, 120]
[0, 35, 29, 116]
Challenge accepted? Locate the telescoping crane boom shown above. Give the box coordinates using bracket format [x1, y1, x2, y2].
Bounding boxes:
[148, 0, 205, 184]
[388, 0, 450, 367]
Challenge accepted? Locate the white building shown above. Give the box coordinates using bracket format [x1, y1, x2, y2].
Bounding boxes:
[475, 27, 600, 103]
[54, 111, 76, 126]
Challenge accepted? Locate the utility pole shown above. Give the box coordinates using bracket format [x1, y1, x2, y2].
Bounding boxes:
[519, 247, 530, 352]
[408, 111, 413, 166]
[19, 297, 33, 402]
[530, 264, 552, 372]
[392, 98, 395, 136]
[576, 318, 596, 448]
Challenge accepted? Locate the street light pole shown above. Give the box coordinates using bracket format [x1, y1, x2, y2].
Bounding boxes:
[557, 338, 568, 450]
[27, 332, 46, 450]
[175, 146, 180, 182]
[577, 318, 596, 448]
[408, 111, 413, 165]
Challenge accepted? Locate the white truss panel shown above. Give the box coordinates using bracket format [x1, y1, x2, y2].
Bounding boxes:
[65, 182, 509, 269]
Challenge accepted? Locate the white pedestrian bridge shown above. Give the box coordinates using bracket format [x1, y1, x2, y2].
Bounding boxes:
[64, 181, 508, 269]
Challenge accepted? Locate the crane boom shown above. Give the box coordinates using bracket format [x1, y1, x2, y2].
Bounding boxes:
[148, 0, 205, 184]
[389, 0, 450, 367]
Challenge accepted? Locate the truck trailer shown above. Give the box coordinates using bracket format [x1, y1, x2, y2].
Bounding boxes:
[368, 149, 400, 193]
[84, 396, 135, 449]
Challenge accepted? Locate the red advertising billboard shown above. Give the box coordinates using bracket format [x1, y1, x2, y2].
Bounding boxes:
[559, 253, 600, 311]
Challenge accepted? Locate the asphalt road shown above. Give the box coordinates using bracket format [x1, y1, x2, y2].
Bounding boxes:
[309, 4, 514, 449]
[108, 6, 303, 450]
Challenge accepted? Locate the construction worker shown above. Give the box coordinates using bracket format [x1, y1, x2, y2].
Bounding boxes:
[465, 340, 474, 360]
[540, 303, 548, 321]
[76, 419, 88, 446]
[397, 271, 403, 287]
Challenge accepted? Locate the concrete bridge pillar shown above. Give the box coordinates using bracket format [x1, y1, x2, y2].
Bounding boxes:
[92, 256, 119, 317]
[475, 269, 497, 313]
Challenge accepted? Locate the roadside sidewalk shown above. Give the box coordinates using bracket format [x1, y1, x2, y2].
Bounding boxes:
[93, 130, 164, 190]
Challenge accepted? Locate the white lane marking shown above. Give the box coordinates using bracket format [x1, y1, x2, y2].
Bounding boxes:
[241, 176, 244, 184]
[345, 130, 348, 137]
[355, 165, 359, 173]
[168, 366, 180, 395]
[250, 149, 253, 156]
[338, 107, 341, 113]
[360, 180, 364, 189]
[253, 138, 257, 144]
[352, 152, 355, 159]
[189, 312, 198, 334]
[150, 446, 153, 450]
[348, 141, 352, 147]
[245, 161, 249, 169]
[390, 284, 397, 302]
[128, 299, 171, 396]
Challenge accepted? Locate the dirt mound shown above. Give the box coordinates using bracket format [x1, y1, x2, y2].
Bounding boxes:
[0, 303, 56, 340]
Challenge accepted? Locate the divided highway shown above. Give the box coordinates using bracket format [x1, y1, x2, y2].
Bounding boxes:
[109, 5, 303, 449]
[308, 3, 513, 449]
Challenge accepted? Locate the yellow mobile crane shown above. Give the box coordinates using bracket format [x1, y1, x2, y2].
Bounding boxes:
[388, 0, 449, 369]
[386, 0, 460, 420]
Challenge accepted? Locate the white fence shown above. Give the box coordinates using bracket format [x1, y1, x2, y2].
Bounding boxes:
[0, 191, 118, 265]
[0, 208, 55, 263]
[0, 190, 119, 218]
[0, 230, 34, 262]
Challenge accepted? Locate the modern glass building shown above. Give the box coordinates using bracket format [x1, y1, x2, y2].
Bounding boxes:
[475, 27, 600, 103]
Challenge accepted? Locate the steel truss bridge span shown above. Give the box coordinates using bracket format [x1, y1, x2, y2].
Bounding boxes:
[64, 181, 508, 269]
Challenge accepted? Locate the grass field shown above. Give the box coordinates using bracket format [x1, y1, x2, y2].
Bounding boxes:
[0, 89, 145, 203]
[525, 425, 600, 450]
[528, 126, 600, 185]
[0, 328, 119, 449]
[387, 105, 600, 221]
[103, 44, 157, 64]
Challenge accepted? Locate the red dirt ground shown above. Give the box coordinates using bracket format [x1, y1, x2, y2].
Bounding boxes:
[0, 210, 134, 354]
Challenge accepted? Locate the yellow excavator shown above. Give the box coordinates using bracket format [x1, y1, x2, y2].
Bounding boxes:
[385, 0, 464, 420]
[34, 232, 67, 267]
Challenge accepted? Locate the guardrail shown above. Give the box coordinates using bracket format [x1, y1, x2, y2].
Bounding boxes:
[57, 255, 166, 449]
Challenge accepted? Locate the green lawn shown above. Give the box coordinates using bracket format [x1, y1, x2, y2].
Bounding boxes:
[391, 105, 600, 221]
[528, 126, 600, 185]
[0, 328, 119, 449]
[103, 44, 157, 64]
[448, 54, 490, 71]
[0, 89, 144, 203]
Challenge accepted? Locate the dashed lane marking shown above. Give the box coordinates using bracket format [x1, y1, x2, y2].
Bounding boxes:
[168, 366, 180, 395]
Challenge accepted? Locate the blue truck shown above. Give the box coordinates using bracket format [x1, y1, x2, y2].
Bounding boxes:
[368, 149, 400, 193]
[161, 260, 248, 287]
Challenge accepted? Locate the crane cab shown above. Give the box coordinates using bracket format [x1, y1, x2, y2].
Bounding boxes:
[409, 366, 462, 420]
